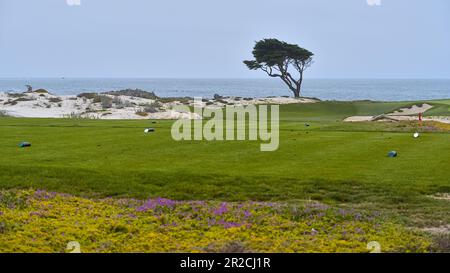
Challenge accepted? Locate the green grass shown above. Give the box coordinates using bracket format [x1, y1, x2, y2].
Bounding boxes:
[1, 100, 450, 227]
[423, 100, 450, 116]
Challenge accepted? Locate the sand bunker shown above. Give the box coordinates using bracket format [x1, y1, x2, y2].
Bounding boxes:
[344, 116, 375, 122]
[389, 104, 433, 116]
[344, 103, 450, 124]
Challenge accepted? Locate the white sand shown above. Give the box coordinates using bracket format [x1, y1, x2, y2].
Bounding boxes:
[344, 115, 450, 124]
[344, 103, 450, 124]
[422, 225, 450, 234]
[429, 193, 450, 201]
[343, 116, 375, 122]
[0, 92, 316, 120]
[388, 103, 433, 116]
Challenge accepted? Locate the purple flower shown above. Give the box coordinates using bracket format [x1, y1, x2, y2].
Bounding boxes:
[338, 209, 349, 216]
[316, 212, 325, 218]
[29, 211, 44, 217]
[355, 228, 364, 234]
[156, 197, 176, 207]
[243, 210, 251, 218]
[208, 219, 216, 226]
[308, 203, 329, 211]
[34, 189, 56, 199]
[213, 202, 228, 216]
[223, 222, 242, 229]
[136, 197, 177, 212]
[354, 213, 363, 221]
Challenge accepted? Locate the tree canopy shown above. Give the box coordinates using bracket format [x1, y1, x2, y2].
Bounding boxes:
[244, 39, 313, 98]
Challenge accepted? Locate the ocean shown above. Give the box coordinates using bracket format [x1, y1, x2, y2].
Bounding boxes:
[0, 78, 449, 101]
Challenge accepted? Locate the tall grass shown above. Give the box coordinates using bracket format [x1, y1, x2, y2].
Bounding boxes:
[62, 112, 99, 119]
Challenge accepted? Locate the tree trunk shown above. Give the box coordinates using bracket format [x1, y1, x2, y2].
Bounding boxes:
[293, 83, 301, 98]
[293, 78, 303, 98]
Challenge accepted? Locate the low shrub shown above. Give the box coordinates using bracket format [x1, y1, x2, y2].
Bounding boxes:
[112, 97, 133, 109]
[158, 97, 192, 103]
[104, 89, 158, 100]
[6, 93, 25, 98]
[99, 95, 113, 109]
[77, 93, 100, 102]
[33, 89, 50, 94]
[48, 97, 62, 103]
[7, 97, 36, 104]
[141, 102, 162, 113]
[62, 112, 98, 119]
[4, 100, 17, 106]
[135, 111, 149, 117]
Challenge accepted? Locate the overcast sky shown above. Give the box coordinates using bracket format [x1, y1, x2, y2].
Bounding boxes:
[0, 0, 449, 78]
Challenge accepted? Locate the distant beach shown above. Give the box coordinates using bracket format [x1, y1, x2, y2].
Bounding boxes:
[0, 78, 449, 101]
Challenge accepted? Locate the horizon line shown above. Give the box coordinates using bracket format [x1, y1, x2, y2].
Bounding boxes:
[1, 77, 449, 80]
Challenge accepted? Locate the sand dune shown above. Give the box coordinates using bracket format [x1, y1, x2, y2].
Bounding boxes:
[0, 91, 316, 119]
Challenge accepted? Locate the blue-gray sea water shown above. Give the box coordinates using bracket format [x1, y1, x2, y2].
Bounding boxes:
[0, 78, 449, 101]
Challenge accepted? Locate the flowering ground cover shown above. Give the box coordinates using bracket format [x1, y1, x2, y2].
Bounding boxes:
[0, 189, 431, 253]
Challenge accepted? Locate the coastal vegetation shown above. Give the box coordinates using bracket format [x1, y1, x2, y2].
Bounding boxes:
[0, 189, 432, 253]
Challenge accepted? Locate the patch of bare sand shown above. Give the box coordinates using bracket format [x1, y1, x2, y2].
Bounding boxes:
[422, 225, 450, 234]
[343, 116, 374, 122]
[389, 103, 433, 116]
[344, 103, 450, 124]
[429, 193, 450, 201]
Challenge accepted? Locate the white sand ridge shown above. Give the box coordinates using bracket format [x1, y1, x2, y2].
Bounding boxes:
[0, 91, 317, 120]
